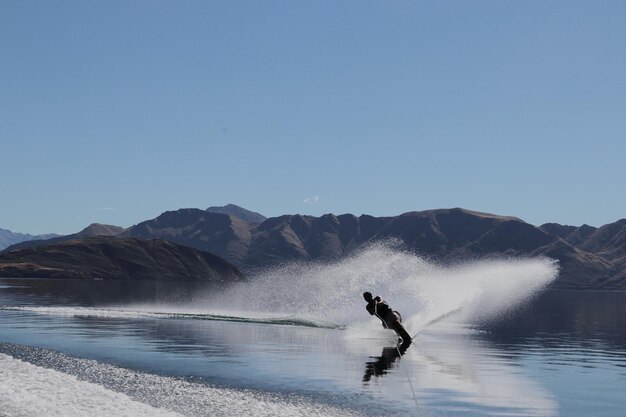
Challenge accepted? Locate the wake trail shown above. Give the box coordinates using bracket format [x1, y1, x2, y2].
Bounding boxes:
[0, 306, 342, 329]
[410, 306, 464, 339]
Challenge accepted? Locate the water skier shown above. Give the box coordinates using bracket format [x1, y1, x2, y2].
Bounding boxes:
[363, 291, 412, 346]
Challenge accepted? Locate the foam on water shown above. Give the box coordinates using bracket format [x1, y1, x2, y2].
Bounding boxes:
[0, 345, 364, 417]
[0, 353, 182, 417]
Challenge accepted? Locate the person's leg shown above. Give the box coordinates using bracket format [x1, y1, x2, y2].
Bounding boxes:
[389, 313, 412, 342]
[392, 322, 412, 342]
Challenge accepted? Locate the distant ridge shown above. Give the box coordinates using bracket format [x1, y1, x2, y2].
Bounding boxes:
[206, 204, 266, 224]
[0, 229, 61, 251]
[3, 223, 125, 252]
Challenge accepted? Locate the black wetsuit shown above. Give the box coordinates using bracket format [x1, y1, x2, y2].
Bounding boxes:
[365, 298, 412, 342]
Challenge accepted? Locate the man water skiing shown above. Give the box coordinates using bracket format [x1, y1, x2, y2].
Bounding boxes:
[363, 291, 412, 346]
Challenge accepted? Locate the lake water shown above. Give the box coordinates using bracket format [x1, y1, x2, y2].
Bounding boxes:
[0, 252, 625, 417]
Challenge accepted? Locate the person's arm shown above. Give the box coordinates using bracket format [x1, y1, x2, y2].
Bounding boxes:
[373, 301, 389, 329]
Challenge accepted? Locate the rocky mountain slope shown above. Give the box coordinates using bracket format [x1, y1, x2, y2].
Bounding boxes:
[120, 209, 252, 266]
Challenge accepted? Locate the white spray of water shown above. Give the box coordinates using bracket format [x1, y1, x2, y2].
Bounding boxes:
[210, 241, 559, 333]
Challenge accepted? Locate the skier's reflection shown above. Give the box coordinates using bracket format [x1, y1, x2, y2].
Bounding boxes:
[363, 339, 411, 383]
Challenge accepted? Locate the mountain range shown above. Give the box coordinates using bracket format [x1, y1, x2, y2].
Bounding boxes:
[2, 204, 624, 289]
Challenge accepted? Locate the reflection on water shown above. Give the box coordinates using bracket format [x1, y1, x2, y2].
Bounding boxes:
[363, 339, 412, 383]
[0, 279, 625, 417]
[413, 327, 558, 416]
[363, 346, 404, 382]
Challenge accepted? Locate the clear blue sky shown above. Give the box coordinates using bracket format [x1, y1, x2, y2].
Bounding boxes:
[1, 1, 625, 234]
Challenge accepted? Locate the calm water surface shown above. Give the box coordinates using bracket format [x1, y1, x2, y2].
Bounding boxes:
[0, 278, 624, 417]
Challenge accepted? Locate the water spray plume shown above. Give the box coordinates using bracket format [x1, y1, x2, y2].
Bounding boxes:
[211, 241, 559, 331]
